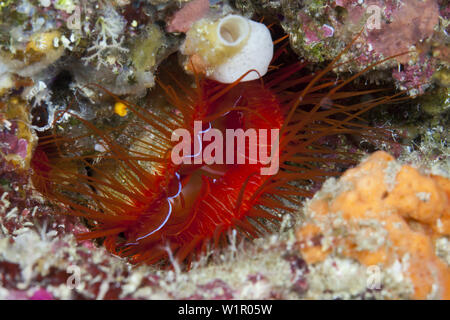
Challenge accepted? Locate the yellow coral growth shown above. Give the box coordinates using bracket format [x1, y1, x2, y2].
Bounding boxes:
[114, 101, 128, 117]
[27, 31, 61, 54]
[297, 151, 450, 299]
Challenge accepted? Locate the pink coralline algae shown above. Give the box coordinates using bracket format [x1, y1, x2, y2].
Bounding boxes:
[30, 289, 53, 300]
[392, 62, 436, 94]
[366, 0, 440, 64]
[187, 280, 235, 300]
[0, 122, 28, 160]
[344, 0, 441, 91]
[166, 0, 210, 33]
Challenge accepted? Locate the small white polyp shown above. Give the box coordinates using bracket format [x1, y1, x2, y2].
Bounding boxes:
[208, 15, 274, 84]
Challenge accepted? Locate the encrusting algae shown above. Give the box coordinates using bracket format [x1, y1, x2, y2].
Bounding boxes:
[297, 151, 450, 299]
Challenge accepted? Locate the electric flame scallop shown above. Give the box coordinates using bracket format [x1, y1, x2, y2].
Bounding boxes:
[30, 23, 406, 266]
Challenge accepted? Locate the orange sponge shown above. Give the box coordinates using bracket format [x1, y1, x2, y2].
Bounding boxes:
[296, 151, 450, 299]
